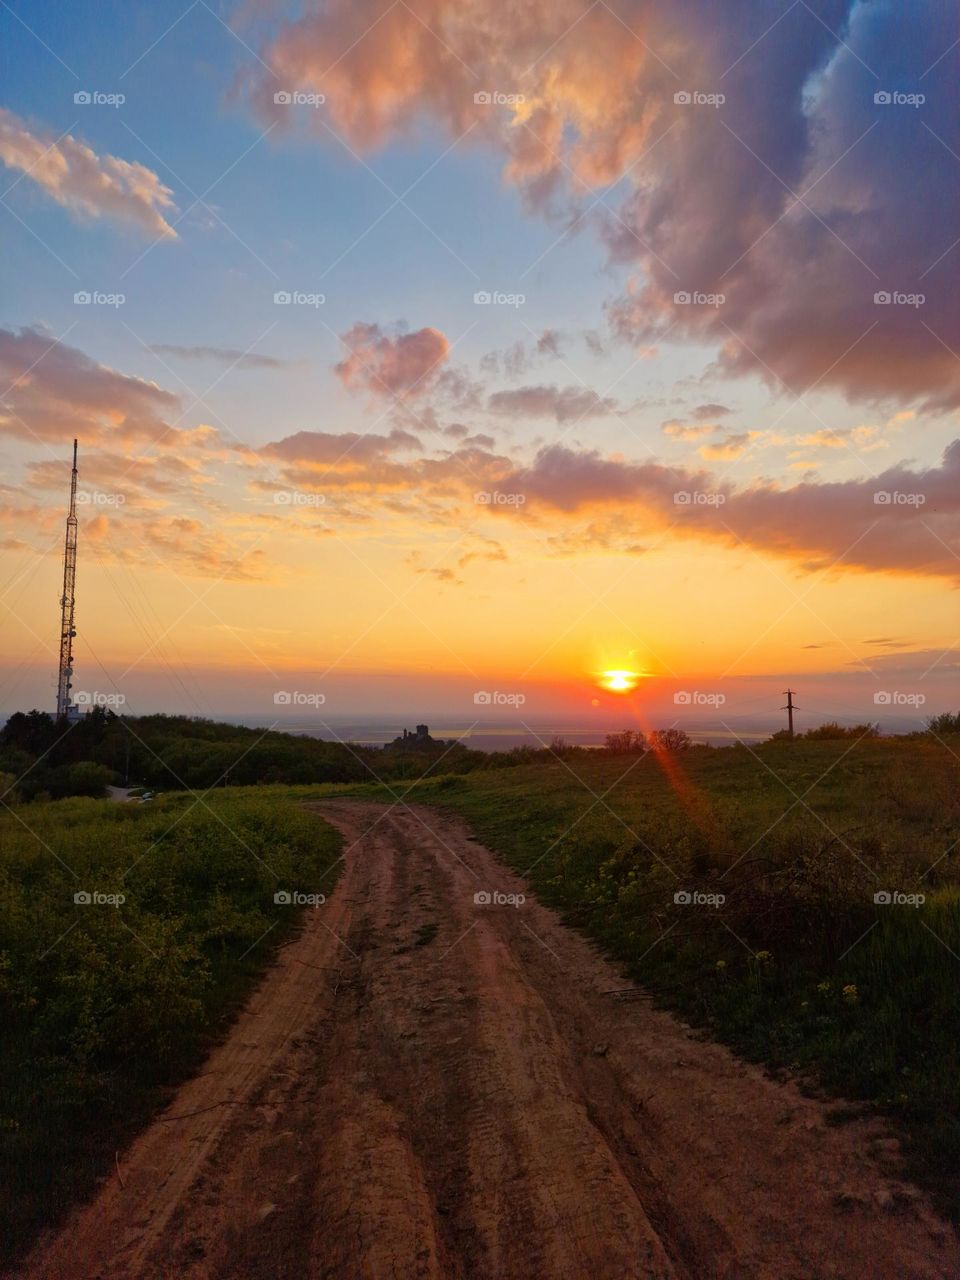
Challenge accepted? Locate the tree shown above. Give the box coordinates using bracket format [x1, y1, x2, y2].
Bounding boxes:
[649, 728, 692, 753]
[927, 712, 960, 735]
[604, 729, 647, 754]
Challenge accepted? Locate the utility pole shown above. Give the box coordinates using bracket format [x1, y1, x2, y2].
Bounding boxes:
[782, 688, 797, 738]
[56, 439, 79, 721]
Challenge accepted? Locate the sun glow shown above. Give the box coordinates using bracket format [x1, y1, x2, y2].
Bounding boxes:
[598, 669, 641, 693]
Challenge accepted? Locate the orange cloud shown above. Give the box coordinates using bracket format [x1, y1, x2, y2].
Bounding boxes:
[0, 108, 177, 238]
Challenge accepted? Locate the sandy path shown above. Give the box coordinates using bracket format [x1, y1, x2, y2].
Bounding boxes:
[14, 800, 960, 1280]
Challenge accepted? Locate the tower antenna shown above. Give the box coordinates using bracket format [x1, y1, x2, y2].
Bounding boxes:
[56, 439, 79, 721]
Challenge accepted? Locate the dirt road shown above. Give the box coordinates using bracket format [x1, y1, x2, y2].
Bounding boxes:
[16, 801, 960, 1279]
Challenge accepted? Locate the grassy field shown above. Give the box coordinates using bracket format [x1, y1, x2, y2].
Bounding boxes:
[0, 788, 341, 1265]
[5, 733, 960, 1253]
[329, 734, 960, 1213]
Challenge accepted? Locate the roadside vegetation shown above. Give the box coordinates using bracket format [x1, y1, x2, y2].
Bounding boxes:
[0, 788, 341, 1265]
[336, 729, 960, 1215]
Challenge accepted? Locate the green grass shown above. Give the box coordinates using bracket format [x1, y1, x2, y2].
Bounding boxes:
[6, 739, 960, 1248]
[0, 787, 342, 1265]
[327, 735, 960, 1215]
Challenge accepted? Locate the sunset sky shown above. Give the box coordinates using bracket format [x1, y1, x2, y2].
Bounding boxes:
[0, 0, 957, 734]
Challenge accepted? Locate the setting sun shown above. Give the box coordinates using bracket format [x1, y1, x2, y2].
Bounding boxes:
[598, 669, 641, 694]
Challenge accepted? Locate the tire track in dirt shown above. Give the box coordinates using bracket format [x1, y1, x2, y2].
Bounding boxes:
[13, 800, 960, 1280]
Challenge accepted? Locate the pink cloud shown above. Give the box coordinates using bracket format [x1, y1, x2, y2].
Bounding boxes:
[334, 322, 450, 398]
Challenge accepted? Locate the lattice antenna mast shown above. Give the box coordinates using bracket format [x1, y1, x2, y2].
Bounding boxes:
[56, 439, 79, 720]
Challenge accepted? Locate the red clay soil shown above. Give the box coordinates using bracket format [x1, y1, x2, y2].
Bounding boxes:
[15, 800, 960, 1279]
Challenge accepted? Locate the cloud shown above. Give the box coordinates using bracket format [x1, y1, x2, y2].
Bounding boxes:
[795, 425, 887, 454]
[149, 344, 295, 370]
[137, 516, 271, 580]
[334, 322, 449, 397]
[487, 384, 618, 422]
[262, 427, 420, 468]
[0, 326, 182, 447]
[0, 108, 177, 239]
[603, 4, 960, 411]
[245, 1, 960, 411]
[496, 439, 960, 580]
[692, 403, 732, 421]
[480, 329, 565, 378]
[698, 431, 756, 460]
[662, 419, 714, 441]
